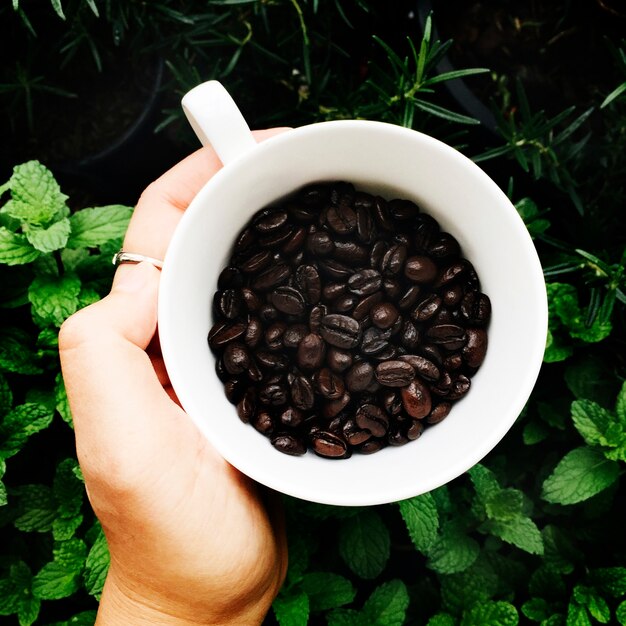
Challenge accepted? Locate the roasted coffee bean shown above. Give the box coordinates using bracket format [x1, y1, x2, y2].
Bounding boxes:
[345, 361, 375, 392]
[297, 333, 326, 370]
[425, 324, 467, 351]
[412, 294, 443, 322]
[248, 360, 263, 383]
[333, 294, 358, 314]
[216, 288, 243, 320]
[258, 303, 278, 322]
[414, 214, 439, 252]
[269, 286, 306, 316]
[383, 277, 402, 299]
[234, 227, 257, 252]
[253, 208, 288, 233]
[224, 377, 246, 405]
[252, 263, 291, 291]
[428, 232, 460, 258]
[361, 326, 391, 355]
[282, 226, 307, 254]
[280, 406, 304, 428]
[326, 204, 357, 234]
[370, 302, 399, 329]
[358, 439, 384, 454]
[369, 240, 387, 269]
[259, 378, 288, 406]
[419, 344, 443, 366]
[223, 342, 250, 375]
[307, 231, 335, 256]
[356, 205, 376, 243]
[388, 198, 420, 220]
[255, 350, 289, 371]
[329, 181, 355, 207]
[333, 241, 369, 264]
[253, 410, 274, 434]
[463, 328, 488, 368]
[327, 347, 353, 373]
[296, 265, 322, 304]
[264, 322, 287, 351]
[323, 282, 347, 301]
[322, 392, 351, 418]
[373, 345, 398, 361]
[434, 261, 467, 288]
[398, 354, 440, 382]
[442, 353, 463, 372]
[218, 266, 244, 289]
[317, 258, 353, 280]
[244, 316, 263, 348]
[381, 243, 408, 275]
[315, 368, 345, 399]
[299, 183, 329, 207]
[427, 402, 452, 424]
[405, 256, 438, 284]
[376, 360, 416, 387]
[239, 249, 272, 273]
[237, 388, 256, 423]
[406, 419, 425, 440]
[353, 292, 384, 320]
[400, 320, 420, 351]
[460, 292, 492, 326]
[343, 420, 372, 445]
[398, 285, 421, 310]
[270, 432, 306, 456]
[382, 389, 403, 415]
[291, 375, 315, 410]
[431, 307, 457, 325]
[283, 324, 308, 349]
[441, 283, 463, 307]
[353, 191, 374, 210]
[348, 269, 382, 296]
[241, 287, 261, 311]
[431, 371, 453, 397]
[320, 314, 361, 349]
[387, 426, 410, 446]
[259, 225, 295, 248]
[356, 404, 388, 437]
[401, 379, 432, 418]
[373, 197, 394, 231]
[208, 320, 247, 350]
[311, 430, 350, 458]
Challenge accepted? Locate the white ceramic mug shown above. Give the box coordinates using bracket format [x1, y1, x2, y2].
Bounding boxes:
[157, 80, 548, 506]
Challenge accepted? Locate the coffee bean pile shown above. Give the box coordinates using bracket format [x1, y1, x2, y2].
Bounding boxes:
[208, 182, 490, 459]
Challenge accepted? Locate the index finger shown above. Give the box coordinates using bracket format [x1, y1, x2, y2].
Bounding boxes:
[123, 128, 290, 260]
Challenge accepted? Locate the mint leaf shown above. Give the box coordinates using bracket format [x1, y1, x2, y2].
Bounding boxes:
[544, 329, 573, 362]
[17, 594, 40, 626]
[427, 522, 480, 575]
[486, 516, 544, 555]
[461, 601, 518, 626]
[0, 403, 54, 459]
[426, 614, 456, 626]
[0, 328, 42, 374]
[484, 488, 524, 521]
[523, 420, 549, 445]
[273, 588, 309, 626]
[28, 273, 81, 327]
[327, 608, 361, 626]
[46, 610, 97, 626]
[521, 598, 552, 621]
[32, 539, 87, 600]
[468, 464, 501, 501]
[7, 161, 68, 226]
[84, 525, 110, 599]
[13, 484, 56, 532]
[0, 578, 20, 615]
[0, 373, 12, 416]
[573, 586, 610, 623]
[398, 492, 439, 553]
[0, 227, 40, 265]
[301, 572, 356, 612]
[55, 373, 73, 427]
[567, 602, 592, 626]
[571, 400, 614, 447]
[589, 567, 626, 597]
[616, 600, 626, 625]
[339, 509, 390, 579]
[616, 381, 626, 424]
[542, 447, 620, 504]
[68, 205, 133, 248]
[52, 458, 84, 540]
[565, 357, 616, 407]
[361, 579, 409, 626]
[440, 559, 499, 615]
[24, 217, 71, 253]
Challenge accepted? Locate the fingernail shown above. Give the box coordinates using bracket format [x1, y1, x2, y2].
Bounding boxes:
[114, 262, 155, 293]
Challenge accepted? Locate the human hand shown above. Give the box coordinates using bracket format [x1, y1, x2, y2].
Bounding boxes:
[59, 129, 289, 626]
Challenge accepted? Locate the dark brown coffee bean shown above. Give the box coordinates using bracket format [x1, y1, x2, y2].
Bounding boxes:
[280, 406, 304, 428]
[315, 368, 345, 399]
[358, 439, 384, 454]
[345, 361, 375, 392]
[333, 294, 358, 314]
[356, 404, 388, 437]
[361, 326, 391, 355]
[353, 191, 374, 210]
[373, 196, 394, 231]
[218, 266, 244, 289]
[264, 322, 287, 351]
[255, 350, 289, 371]
[425, 324, 467, 351]
[299, 183, 329, 207]
[369, 240, 387, 269]
[216, 289, 243, 320]
[271, 432, 306, 456]
[239, 249, 272, 273]
[434, 261, 467, 289]
[244, 316, 263, 348]
[297, 333, 326, 370]
[259, 225, 295, 248]
[428, 232, 460, 258]
[283, 324, 308, 349]
[348, 269, 382, 296]
[223, 342, 250, 375]
[414, 214, 440, 252]
[322, 392, 351, 418]
[323, 282, 347, 301]
[355, 205, 376, 243]
[353, 292, 384, 321]
[442, 353, 463, 372]
[406, 419, 425, 440]
[427, 402, 452, 424]
[460, 292, 492, 326]
[463, 328, 488, 368]
[291, 375, 315, 410]
[253, 410, 274, 434]
[370, 302, 399, 329]
[383, 278, 402, 299]
[333, 241, 369, 264]
[247, 360, 263, 383]
[375, 360, 415, 387]
[326, 203, 357, 234]
[431, 307, 457, 325]
[252, 263, 291, 291]
[329, 181, 355, 207]
[224, 377, 246, 404]
[311, 430, 350, 458]
[237, 388, 256, 423]
[342, 419, 372, 445]
[387, 426, 410, 446]
[401, 380, 432, 418]
[320, 314, 361, 349]
[382, 389, 403, 415]
[381, 244, 408, 275]
[404, 256, 438, 284]
[208, 320, 247, 350]
[241, 287, 261, 311]
[307, 231, 335, 256]
[327, 347, 353, 373]
[398, 354, 440, 382]
[253, 208, 288, 233]
[398, 285, 421, 310]
[317, 259, 353, 280]
[400, 320, 420, 351]
[447, 374, 471, 400]
[388, 198, 420, 220]
[269, 286, 306, 316]
[419, 344, 443, 366]
[412, 294, 443, 322]
[431, 371, 453, 397]
[373, 345, 398, 361]
[234, 227, 257, 252]
[259, 378, 288, 406]
[282, 226, 307, 255]
[296, 265, 322, 304]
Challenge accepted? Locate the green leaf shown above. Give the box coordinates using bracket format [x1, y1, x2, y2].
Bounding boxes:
[522, 598, 553, 622]
[616, 600, 626, 625]
[339, 509, 390, 579]
[0, 373, 12, 416]
[46, 610, 97, 626]
[427, 522, 480, 575]
[361, 579, 409, 626]
[0, 227, 40, 265]
[542, 447, 620, 504]
[564, 357, 617, 407]
[461, 601, 519, 626]
[17, 594, 40, 626]
[0, 403, 54, 459]
[0, 328, 42, 374]
[6, 161, 68, 225]
[0, 578, 20, 614]
[484, 489, 524, 521]
[327, 608, 361, 626]
[68, 205, 133, 249]
[440, 559, 499, 615]
[571, 400, 614, 447]
[24, 217, 71, 253]
[427, 614, 457, 626]
[567, 602, 592, 626]
[468, 464, 501, 501]
[616, 381, 626, 424]
[486, 516, 544, 555]
[589, 567, 626, 597]
[397, 492, 439, 553]
[83, 525, 110, 599]
[28, 273, 81, 327]
[523, 420, 549, 445]
[55, 373, 73, 427]
[273, 588, 309, 626]
[573, 586, 610, 623]
[13, 484, 56, 532]
[301, 572, 356, 612]
[32, 539, 87, 600]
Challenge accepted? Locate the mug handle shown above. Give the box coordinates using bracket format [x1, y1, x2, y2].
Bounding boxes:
[181, 80, 257, 166]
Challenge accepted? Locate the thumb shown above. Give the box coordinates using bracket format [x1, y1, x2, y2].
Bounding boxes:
[59, 261, 188, 483]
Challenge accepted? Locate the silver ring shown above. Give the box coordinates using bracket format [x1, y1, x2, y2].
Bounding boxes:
[112, 250, 164, 270]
